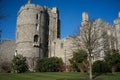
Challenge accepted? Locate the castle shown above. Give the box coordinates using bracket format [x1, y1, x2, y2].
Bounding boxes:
[0, 0, 120, 71]
[0, 0, 60, 71]
[15, 0, 60, 71]
[50, 12, 120, 68]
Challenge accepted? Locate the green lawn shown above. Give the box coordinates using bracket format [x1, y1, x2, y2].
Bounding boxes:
[0, 72, 120, 80]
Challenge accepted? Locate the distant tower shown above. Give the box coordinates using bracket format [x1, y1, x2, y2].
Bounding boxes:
[16, 1, 49, 71]
[81, 12, 89, 26]
[114, 11, 120, 50]
[82, 12, 89, 21]
[80, 12, 89, 32]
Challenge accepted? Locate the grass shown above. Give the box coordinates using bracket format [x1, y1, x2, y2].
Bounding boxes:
[0, 72, 120, 80]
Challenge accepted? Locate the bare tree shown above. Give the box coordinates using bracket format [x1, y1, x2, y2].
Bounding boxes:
[73, 21, 103, 80]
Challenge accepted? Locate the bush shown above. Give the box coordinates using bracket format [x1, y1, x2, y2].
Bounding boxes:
[69, 50, 88, 72]
[104, 49, 120, 73]
[0, 61, 12, 73]
[12, 54, 28, 73]
[92, 60, 110, 74]
[37, 57, 63, 72]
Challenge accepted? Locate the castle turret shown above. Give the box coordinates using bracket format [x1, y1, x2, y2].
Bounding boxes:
[114, 11, 120, 50]
[118, 12, 120, 18]
[28, 0, 31, 4]
[81, 12, 89, 26]
[82, 12, 89, 21]
[16, 1, 49, 71]
[80, 12, 89, 33]
[47, 7, 60, 57]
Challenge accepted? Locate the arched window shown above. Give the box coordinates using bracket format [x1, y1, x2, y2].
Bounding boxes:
[36, 24, 39, 31]
[34, 35, 38, 43]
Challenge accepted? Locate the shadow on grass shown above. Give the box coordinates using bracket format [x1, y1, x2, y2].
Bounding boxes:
[56, 73, 103, 80]
[56, 77, 103, 80]
[56, 73, 106, 80]
[93, 73, 102, 79]
[56, 78, 80, 80]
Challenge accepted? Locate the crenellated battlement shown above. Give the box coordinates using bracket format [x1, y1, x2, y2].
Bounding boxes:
[18, 4, 45, 15]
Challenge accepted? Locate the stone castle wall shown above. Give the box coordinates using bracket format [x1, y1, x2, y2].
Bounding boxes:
[50, 12, 120, 66]
[50, 36, 75, 65]
[0, 40, 16, 63]
[16, 2, 60, 71]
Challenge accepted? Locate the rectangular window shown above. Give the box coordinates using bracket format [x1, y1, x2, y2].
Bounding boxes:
[36, 14, 38, 19]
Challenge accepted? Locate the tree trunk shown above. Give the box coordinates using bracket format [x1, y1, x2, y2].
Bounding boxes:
[112, 65, 116, 74]
[89, 57, 92, 80]
[78, 64, 84, 73]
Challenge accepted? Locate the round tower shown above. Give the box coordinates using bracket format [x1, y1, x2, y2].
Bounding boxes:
[16, 1, 48, 71]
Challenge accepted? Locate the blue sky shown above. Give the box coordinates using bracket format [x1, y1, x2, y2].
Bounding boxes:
[1, 0, 120, 40]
